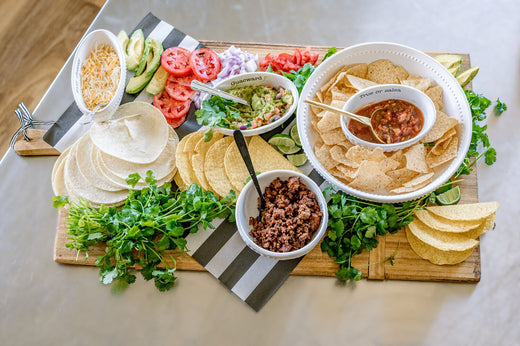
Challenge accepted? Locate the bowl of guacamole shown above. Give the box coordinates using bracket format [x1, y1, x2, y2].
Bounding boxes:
[196, 72, 299, 138]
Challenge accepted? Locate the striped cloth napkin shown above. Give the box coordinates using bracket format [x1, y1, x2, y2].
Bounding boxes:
[44, 12, 327, 311]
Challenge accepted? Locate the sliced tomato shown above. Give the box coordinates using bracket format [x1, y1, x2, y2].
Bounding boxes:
[165, 79, 195, 101]
[171, 73, 196, 87]
[188, 48, 221, 81]
[161, 47, 192, 77]
[294, 48, 302, 66]
[153, 91, 191, 121]
[167, 114, 187, 128]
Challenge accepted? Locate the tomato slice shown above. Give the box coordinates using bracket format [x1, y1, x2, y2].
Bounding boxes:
[167, 114, 187, 128]
[161, 47, 192, 77]
[165, 78, 195, 101]
[153, 91, 191, 121]
[172, 73, 196, 87]
[188, 48, 221, 81]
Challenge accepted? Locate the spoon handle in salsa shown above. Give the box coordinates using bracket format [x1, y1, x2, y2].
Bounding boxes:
[190, 80, 250, 106]
[304, 99, 372, 127]
[233, 130, 266, 212]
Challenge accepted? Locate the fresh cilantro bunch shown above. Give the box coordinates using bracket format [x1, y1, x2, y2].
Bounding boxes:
[455, 90, 505, 177]
[195, 96, 240, 141]
[321, 190, 434, 281]
[53, 171, 236, 291]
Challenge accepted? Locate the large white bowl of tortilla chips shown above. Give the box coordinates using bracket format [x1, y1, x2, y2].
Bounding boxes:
[297, 42, 472, 202]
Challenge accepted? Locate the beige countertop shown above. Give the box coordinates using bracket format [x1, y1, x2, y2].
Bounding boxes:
[1, 0, 519, 345]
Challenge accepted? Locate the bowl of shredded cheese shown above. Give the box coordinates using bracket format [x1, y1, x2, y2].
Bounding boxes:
[71, 29, 126, 122]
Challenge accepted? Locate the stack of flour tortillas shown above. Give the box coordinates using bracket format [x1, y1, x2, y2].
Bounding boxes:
[52, 102, 178, 207]
[405, 201, 498, 265]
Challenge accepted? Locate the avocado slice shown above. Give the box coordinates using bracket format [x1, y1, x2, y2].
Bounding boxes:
[126, 29, 145, 71]
[116, 30, 129, 53]
[126, 37, 163, 94]
[456, 66, 479, 87]
[435, 54, 462, 76]
[146, 65, 168, 95]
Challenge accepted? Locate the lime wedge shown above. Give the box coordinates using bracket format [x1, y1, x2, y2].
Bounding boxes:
[456, 66, 479, 87]
[290, 124, 302, 147]
[436, 186, 461, 206]
[277, 144, 301, 155]
[287, 153, 308, 167]
[435, 54, 462, 76]
[268, 134, 295, 148]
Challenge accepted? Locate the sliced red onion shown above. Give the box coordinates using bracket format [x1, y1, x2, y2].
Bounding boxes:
[239, 124, 248, 130]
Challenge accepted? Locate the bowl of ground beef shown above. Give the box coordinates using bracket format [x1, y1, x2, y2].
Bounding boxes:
[236, 170, 328, 260]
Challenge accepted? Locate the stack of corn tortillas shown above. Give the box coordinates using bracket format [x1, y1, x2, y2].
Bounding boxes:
[405, 202, 499, 265]
[51, 102, 178, 207]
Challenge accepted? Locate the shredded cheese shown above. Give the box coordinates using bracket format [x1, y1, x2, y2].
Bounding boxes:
[81, 43, 120, 111]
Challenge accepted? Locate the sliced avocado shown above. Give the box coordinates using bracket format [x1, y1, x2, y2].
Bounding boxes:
[435, 54, 462, 76]
[126, 29, 145, 71]
[126, 38, 163, 94]
[135, 38, 150, 76]
[146, 66, 168, 95]
[456, 66, 479, 87]
[116, 30, 129, 52]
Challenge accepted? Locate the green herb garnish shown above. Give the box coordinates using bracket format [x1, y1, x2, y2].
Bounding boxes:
[195, 96, 240, 142]
[53, 172, 236, 291]
[322, 47, 338, 62]
[455, 90, 497, 177]
[494, 98, 507, 115]
[321, 189, 435, 281]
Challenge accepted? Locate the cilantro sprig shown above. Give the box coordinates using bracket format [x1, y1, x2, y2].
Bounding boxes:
[195, 96, 240, 142]
[322, 189, 435, 281]
[53, 171, 236, 291]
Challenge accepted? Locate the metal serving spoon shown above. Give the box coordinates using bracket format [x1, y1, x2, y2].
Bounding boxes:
[304, 99, 385, 144]
[233, 130, 266, 215]
[191, 80, 250, 106]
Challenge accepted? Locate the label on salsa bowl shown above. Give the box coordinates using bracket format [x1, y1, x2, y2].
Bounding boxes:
[348, 99, 424, 144]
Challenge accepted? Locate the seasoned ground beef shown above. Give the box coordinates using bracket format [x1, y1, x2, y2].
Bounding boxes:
[249, 176, 323, 253]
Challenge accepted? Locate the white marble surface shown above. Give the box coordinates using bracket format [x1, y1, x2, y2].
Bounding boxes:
[1, 0, 519, 345]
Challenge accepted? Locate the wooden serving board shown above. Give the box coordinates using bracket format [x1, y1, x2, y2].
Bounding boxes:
[54, 42, 480, 282]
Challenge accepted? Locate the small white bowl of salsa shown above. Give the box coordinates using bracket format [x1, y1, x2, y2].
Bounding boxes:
[341, 84, 436, 152]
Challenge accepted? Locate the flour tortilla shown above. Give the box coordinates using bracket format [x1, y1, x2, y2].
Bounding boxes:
[75, 134, 124, 191]
[64, 142, 128, 206]
[52, 149, 69, 196]
[99, 126, 178, 181]
[89, 102, 169, 164]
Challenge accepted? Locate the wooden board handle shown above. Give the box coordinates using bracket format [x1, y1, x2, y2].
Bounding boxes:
[13, 129, 60, 156]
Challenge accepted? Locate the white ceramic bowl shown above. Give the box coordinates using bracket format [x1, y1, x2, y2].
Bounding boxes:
[202, 72, 299, 136]
[341, 84, 436, 152]
[71, 29, 126, 122]
[297, 42, 472, 203]
[235, 170, 328, 260]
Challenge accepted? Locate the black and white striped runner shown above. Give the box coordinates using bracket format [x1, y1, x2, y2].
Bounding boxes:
[44, 13, 327, 311]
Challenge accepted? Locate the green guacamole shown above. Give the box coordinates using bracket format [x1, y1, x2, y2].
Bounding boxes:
[227, 85, 293, 130]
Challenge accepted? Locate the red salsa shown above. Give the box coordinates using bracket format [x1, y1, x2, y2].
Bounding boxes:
[348, 99, 423, 144]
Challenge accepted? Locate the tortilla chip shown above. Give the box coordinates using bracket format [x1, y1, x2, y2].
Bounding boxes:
[348, 161, 392, 191]
[426, 136, 459, 168]
[320, 128, 349, 146]
[315, 144, 337, 170]
[330, 87, 356, 102]
[367, 59, 404, 84]
[347, 75, 378, 91]
[405, 226, 476, 265]
[336, 164, 358, 180]
[408, 219, 479, 252]
[426, 202, 499, 221]
[389, 172, 433, 194]
[389, 150, 405, 168]
[394, 65, 410, 82]
[224, 140, 249, 193]
[400, 78, 430, 92]
[345, 63, 368, 78]
[404, 143, 430, 173]
[317, 112, 342, 132]
[378, 157, 400, 173]
[421, 111, 459, 143]
[204, 136, 235, 198]
[329, 145, 359, 168]
[249, 136, 300, 173]
[330, 100, 346, 109]
[386, 168, 418, 190]
[346, 146, 386, 163]
[425, 85, 444, 110]
[414, 209, 483, 233]
[430, 128, 456, 155]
